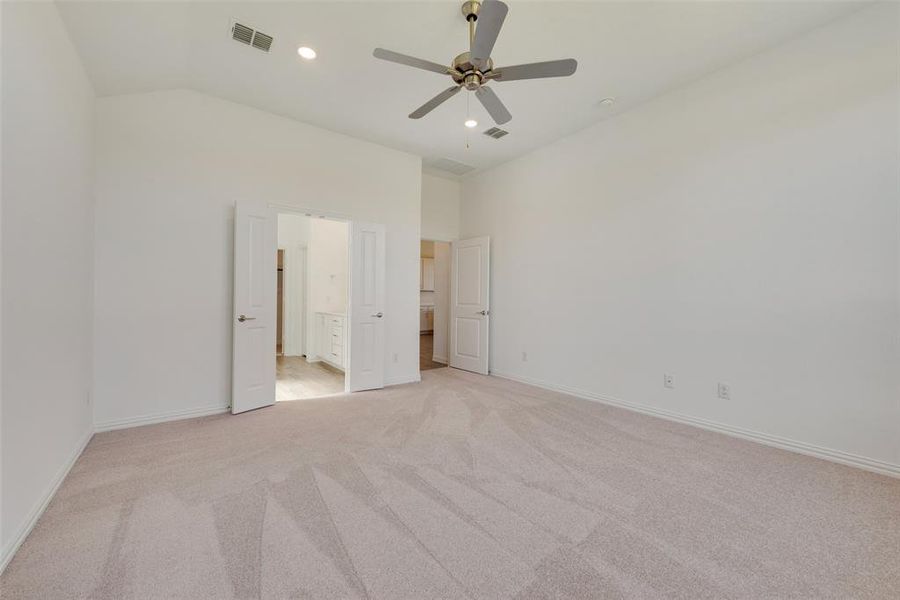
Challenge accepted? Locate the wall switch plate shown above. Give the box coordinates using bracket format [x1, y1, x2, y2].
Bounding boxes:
[393, 353, 399, 363]
[663, 374, 674, 389]
[717, 383, 730, 400]
[522, 352, 528, 362]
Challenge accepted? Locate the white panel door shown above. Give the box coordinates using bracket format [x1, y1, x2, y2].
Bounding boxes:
[450, 236, 490, 374]
[348, 222, 386, 392]
[232, 201, 277, 414]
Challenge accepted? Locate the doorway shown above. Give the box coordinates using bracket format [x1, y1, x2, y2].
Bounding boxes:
[420, 239, 451, 372]
[233, 202, 387, 413]
[275, 213, 348, 400]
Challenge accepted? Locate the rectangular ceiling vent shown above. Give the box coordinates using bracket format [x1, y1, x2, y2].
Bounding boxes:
[483, 127, 509, 139]
[231, 21, 273, 53]
[251, 31, 273, 52]
[428, 157, 476, 176]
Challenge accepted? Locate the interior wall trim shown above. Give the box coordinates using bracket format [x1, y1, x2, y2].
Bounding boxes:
[94, 405, 229, 433]
[491, 370, 900, 479]
[0, 427, 94, 575]
[385, 374, 421, 387]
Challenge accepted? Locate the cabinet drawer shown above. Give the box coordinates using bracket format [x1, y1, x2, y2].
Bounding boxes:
[329, 340, 343, 364]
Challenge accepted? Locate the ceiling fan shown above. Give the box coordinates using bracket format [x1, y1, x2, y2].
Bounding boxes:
[373, 0, 577, 125]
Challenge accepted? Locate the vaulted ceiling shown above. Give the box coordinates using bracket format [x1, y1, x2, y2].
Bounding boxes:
[58, 1, 861, 175]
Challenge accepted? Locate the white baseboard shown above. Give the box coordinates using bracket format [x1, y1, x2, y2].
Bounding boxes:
[1, 426, 94, 574]
[385, 373, 421, 387]
[491, 370, 900, 479]
[94, 405, 229, 433]
[432, 355, 448, 364]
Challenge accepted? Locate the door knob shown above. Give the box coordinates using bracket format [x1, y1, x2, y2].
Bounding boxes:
[237, 314, 256, 322]
[371, 312, 384, 318]
[478, 310, 490, 316]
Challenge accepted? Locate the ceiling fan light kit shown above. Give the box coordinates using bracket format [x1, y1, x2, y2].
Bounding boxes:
[373, 0, 578, 126]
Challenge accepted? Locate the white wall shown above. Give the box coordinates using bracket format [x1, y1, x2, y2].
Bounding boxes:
[278, 213, 310, 248]
[421, 173, 460, 242]
[460, 5, 900, 470]
[1, 1, 95, 567]
[93, 89, 421, 428]
[308, 219, 349, 315]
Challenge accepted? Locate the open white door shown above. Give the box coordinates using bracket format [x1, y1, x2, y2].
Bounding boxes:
[232, 201, 277, 414]
[450, 236, 490, 374]
[348, 222, 386, 392]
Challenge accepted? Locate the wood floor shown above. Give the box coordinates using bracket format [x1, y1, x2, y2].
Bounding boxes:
[419, 333, 446, 371]
[276, 355, 344, 401]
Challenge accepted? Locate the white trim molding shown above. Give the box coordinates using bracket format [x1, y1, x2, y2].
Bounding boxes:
[386, 373, 421, 387]
[491, 370, 900, 479]
[0, 427, 94, 574]
[94, 405, 229, 433]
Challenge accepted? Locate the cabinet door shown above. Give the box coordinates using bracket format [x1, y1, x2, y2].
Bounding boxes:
[318, 314, 329, 359]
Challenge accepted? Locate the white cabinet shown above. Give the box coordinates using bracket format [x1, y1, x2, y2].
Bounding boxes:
[315, 312, 346, 371]
[420, 257, 435, 291]
[420, 306, 434, 333]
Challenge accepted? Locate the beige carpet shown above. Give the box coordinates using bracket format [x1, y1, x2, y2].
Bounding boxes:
[2, 369, 898, 599]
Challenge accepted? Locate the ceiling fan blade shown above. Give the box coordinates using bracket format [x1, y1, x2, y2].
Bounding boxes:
[475, 86, 511, 125]
[492, 59, 578, 81]
[471, 0, 508, 68]
[409, 86, 462, 119]
[373, 48, 449, 75]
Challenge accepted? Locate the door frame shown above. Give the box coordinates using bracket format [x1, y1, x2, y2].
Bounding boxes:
[419, 238, 454, 372]
[270, 204, 353, 394]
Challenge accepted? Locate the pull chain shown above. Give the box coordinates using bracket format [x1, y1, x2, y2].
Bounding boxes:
[466, 92, 471, 149]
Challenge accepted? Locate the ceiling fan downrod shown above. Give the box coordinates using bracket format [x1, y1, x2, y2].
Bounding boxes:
[462, 0, 481, 47]
[454, 0, 491, 92]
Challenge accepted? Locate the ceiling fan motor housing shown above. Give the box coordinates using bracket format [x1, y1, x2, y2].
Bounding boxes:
[451, 52, 492, 90]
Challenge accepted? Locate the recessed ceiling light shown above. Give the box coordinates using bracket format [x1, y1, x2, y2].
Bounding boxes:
[464, 119, 478, 128]
[599, 97, 615, 107]
[297, 46, 317, 60]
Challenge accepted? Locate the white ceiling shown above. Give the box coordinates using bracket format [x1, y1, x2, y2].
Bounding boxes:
[57, 1, 862, 176]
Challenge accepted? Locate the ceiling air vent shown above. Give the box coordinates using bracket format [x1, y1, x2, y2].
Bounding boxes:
[231, 22, 254, 45]
[251, 31, 273, 52]
[483, 127, 509, 139]
[231, 21, 273, 53]
[427, 157, 476, 176]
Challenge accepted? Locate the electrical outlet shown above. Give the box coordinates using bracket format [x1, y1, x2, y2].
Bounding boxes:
[717, 382, 730, 400]
[663, 374, 674, 389]
[522, 351, 528, 362]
